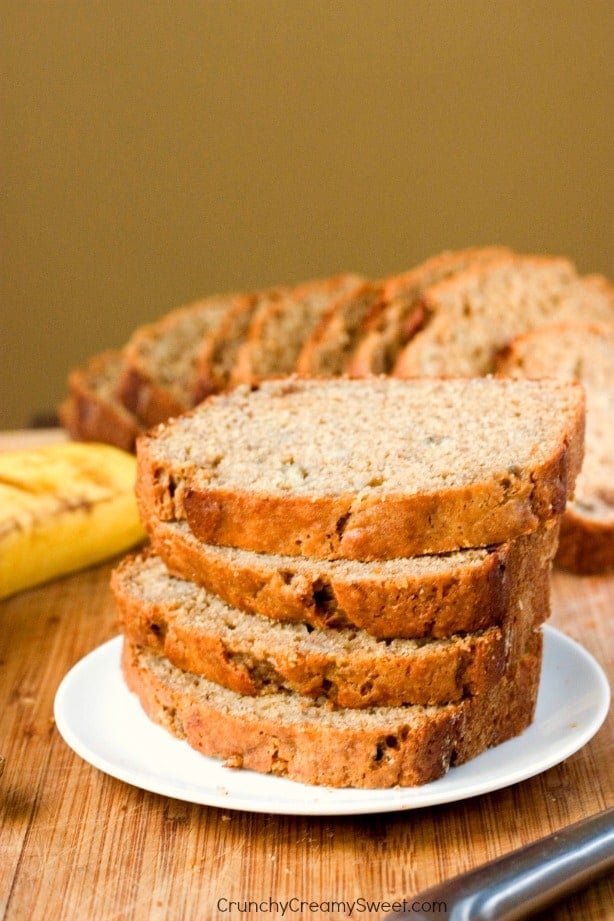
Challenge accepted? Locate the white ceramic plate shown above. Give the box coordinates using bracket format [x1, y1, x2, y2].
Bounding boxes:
[54, 626, 610, 816]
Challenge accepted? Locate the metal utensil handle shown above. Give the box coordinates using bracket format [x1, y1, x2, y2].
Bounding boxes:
[388, 806, 614, 921]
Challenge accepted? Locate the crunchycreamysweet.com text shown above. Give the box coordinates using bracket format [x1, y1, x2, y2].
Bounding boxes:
[216, 897, 447, 916]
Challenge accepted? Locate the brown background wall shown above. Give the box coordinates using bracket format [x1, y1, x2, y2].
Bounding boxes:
[2, 0, 613, 428]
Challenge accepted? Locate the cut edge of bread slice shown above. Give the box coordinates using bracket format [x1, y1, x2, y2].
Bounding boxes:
[146, 517, 558, 641]
[117, 293, 239, 427]
[229, 273, 367, 387]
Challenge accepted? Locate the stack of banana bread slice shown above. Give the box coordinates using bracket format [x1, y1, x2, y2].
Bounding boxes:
[112, 375, 585, 788]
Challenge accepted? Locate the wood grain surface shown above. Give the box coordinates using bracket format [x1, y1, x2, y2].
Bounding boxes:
[0, 431, 612, 921]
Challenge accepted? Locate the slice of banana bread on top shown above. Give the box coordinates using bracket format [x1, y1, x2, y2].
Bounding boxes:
[136, 376, 585, 560]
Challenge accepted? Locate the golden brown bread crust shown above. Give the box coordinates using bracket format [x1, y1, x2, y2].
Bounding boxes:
[178, 461, 573, 560]
[121, 635, 542, 788]
[59, 394, 136, 453]
[147, 518, 557, 642]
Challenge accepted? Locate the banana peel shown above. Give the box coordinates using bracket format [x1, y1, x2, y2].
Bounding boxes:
[0, 441, 146, 600]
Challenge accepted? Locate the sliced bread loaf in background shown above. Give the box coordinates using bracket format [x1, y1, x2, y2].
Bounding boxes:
[60, 245, 613, 573]
[117, 292, 239, 426]
[229, 273, 366, 386]
[295, 280, 382, 377]
[192, 286, 285, 399]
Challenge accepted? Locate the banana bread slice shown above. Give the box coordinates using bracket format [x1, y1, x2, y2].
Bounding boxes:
[295, 281, 382, 377]
[113, 549, 541, 707]
[496, 321, 614, 573]
[118, 292, 238, 427]
[59, 350, 142, 452]
[229, 273, 365, 386]
[193, 286, 287, 399]
[121, 632, 542, 788]
[348, 246, 512, 377]
[147, 519, 557, 643]
[136, 376, 585, 560]
[393, 255, 614, 378]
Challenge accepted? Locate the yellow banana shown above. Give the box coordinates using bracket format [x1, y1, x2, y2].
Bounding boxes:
[0, 441, 146, 600]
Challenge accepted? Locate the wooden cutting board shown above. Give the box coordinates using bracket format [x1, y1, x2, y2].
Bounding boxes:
[0, 430, 612, 921]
